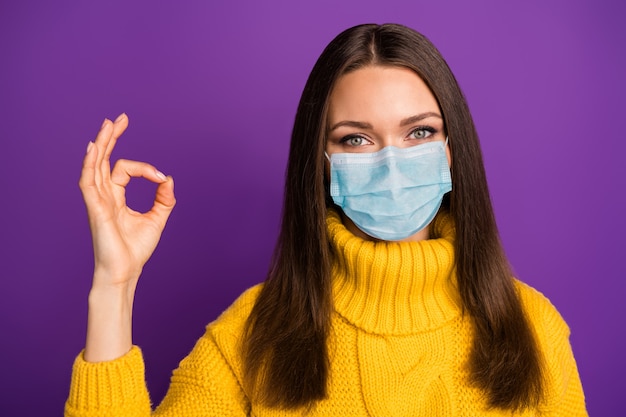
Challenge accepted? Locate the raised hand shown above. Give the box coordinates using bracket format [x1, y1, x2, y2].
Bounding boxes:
[79, 114, 176, 361]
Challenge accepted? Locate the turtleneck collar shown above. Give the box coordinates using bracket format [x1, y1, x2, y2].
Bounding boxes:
[327, 209, 462, 335]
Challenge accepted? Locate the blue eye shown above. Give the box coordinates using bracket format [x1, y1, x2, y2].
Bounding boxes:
[341, 135, 368, 146]
[410, 127, 435, 140]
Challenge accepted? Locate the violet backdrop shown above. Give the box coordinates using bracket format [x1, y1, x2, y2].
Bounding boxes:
[1, 0, 624, 415]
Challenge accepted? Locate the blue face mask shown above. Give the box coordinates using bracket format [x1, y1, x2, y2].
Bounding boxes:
[327, 140, 452, 241]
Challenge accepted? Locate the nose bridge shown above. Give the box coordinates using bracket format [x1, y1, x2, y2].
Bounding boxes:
[379, 128, 405, 148]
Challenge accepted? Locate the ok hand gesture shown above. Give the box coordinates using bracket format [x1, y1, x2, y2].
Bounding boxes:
[79, 114, 176, 290]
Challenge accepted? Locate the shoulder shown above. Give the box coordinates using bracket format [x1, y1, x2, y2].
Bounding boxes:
[208, 283, 264, 337]
[177, 284, 263, 381]
[513, 279, 570, 343]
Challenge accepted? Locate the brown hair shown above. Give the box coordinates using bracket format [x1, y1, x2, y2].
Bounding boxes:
[243, 23, 544, 411]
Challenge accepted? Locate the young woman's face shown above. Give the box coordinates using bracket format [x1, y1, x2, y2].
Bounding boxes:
[325, 65, 450, 242]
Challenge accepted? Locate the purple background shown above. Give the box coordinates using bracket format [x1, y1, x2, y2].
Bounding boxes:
[1, 1, 624, 415]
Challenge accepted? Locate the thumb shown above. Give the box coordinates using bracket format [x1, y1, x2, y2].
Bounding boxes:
[149, 176, 176, 228]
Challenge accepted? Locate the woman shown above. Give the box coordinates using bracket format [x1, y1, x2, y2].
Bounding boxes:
[66, 23, 587, 416]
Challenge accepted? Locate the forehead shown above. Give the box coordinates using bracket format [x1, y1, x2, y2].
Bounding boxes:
[328, 65, 440, 122]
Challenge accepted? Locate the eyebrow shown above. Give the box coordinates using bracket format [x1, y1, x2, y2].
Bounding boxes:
[400, 112, 442, 126]
[329, 112, 442, 132]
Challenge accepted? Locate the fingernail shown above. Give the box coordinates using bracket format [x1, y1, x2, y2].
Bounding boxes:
[115, 113, 126, 122]
[101, 118, 109, 128]
[155, 170, 167, 181]
[86, 141, 94, 154]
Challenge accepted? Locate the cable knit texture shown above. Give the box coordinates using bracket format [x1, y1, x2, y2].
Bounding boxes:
[65, 210, 587, 416]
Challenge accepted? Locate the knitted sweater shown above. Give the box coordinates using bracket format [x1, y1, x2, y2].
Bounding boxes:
[65, 211, 587, 416]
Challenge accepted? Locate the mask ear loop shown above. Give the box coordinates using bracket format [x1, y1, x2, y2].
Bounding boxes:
[444, 136, 453, 179]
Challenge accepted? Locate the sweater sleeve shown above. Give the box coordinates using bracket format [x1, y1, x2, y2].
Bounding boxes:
[515, 281, 588, 417]
[65, 285, 261, 417]
[64, 346, 152, 417]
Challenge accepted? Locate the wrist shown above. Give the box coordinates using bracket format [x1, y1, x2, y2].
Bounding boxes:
[84, 280, 136, 362]
[92, 264, 142, 291]
[88, 283, 135, 311]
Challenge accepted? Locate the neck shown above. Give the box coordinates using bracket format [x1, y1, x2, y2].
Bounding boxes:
[327, 209, 462, 335]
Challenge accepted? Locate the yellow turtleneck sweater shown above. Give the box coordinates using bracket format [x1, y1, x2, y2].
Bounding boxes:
[65, 211, 587, 416]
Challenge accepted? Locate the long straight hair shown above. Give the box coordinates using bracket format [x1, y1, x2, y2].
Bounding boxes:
[243, 23, 544, 411]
